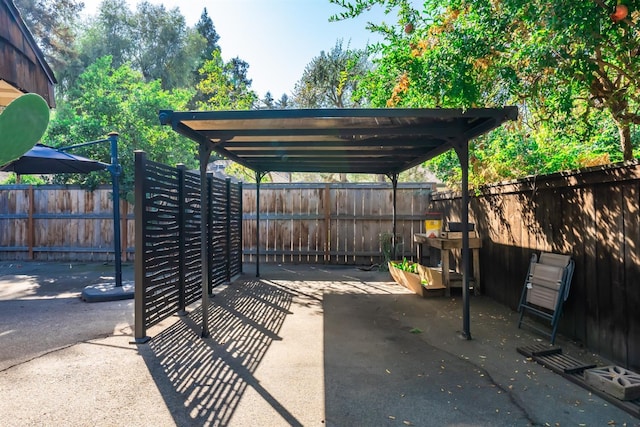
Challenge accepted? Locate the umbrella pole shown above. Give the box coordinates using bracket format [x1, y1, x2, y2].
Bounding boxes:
[108, 132, 122, 288]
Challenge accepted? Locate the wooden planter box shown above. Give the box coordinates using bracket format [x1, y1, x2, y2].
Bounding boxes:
[388, 261, 445, 297]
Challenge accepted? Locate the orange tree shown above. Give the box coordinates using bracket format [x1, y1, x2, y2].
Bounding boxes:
[332, 0, 639, 187]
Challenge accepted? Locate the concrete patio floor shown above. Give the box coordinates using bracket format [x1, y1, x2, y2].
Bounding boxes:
[0, 261, 638, 426]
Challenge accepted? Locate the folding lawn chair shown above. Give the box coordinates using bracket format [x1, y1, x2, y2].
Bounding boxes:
[517, 252, 575, 344]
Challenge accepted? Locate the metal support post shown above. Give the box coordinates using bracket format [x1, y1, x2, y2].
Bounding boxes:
[255, 171, 266, 277]
[454, 140, 472, 340]
[107, 132, 122, 287]
[386, 172, 399, 261]
[199, 142, 212, 338]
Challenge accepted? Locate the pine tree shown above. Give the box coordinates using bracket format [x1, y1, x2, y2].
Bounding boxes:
[191, 8, 222, 107]
[195, 8, 220, 57]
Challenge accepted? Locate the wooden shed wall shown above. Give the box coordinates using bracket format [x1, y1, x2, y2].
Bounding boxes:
[430, 160, 640, 370]
[0, 0, 56, 106]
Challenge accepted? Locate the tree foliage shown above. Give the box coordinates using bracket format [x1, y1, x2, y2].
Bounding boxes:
[195, 50, 258, 110]
[292, 39, 371, 108]
[276, 93, 291, 109]
[76, 0, 206, 91]
[195, 7, 220, 57]
[331, 0, 639, 187]
[43, 56, 197, 199]
[13, 0, 83, 73]
[190, 8, 222, 107]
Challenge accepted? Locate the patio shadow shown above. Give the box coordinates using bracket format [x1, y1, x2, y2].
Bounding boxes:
[322, 291, 535, 426]
[139, 278, 299, 426]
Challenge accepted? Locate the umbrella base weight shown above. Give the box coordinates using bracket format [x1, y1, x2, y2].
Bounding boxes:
[81, 280, 134, 302]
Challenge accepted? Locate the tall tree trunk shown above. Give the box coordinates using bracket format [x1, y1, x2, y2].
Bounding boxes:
[616, 121, 633, 161]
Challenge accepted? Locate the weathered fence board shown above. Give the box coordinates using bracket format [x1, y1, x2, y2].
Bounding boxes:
[1, 181, 435, 264]
[430, 160, 640, 370]
[0, 184, 134, 261]
[241, 182, 434, 265]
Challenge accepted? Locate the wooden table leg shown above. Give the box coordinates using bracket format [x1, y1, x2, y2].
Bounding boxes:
[442, 248, 450, 296]
[473, 248, 481, 295]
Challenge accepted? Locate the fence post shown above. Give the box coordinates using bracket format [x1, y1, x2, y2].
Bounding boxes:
[28, 185, 34, 259]
[226, 178, 231, 282]
[238, 182, 243, 274]
[324, 184, 331, 263]
[120, 199, 128, 262]
[133, 150, 149, 342]
[207, 173, 214, 295]
[177, 164, 187, 315]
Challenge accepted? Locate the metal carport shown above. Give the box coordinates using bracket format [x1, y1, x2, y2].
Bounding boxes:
[159, 107, 518, 339]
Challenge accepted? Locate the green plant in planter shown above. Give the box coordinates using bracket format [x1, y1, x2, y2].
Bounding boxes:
[380, 232, 393, 270]
[390, 257, 419, 274]
[390, 258, 430, 285]
[380, 232, 405, 271]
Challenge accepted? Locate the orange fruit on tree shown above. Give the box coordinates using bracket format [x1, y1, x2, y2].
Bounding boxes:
[611, 4, 628, 22]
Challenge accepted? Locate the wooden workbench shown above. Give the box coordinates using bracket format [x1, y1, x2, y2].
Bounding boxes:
[413, 233, 481, 295]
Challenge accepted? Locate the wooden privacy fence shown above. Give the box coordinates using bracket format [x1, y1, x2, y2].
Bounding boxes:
[133, 151, 242, 340]
[1, 181, 434, 264]
[242, 182, 435, 265]
[0, 184, 134, 261]
[430, 160, 640, 370]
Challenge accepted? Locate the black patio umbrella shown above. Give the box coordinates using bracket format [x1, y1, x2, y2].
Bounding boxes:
[0, 143, 108, 174]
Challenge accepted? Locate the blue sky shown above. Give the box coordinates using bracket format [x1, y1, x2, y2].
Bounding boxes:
[81, 0, 399, 98]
